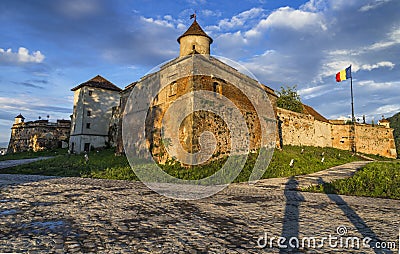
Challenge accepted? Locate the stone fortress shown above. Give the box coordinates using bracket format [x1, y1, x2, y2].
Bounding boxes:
[7, 114, 70, 153]
[7, 20, 397, 159]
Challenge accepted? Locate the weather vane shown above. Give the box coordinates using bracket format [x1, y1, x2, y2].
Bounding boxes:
[190, 11, 196, 20]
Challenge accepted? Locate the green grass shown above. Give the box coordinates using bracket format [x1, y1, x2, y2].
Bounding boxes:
[0, 149, 138, 179]
[357, 152, 395, 161]
[303, 161, 400, 199]
[0, 148, 68, 162]
[256, 145, 360, 179]
[0, 145, 363, 182]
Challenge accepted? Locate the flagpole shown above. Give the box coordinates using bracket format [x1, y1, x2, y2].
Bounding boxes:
[351, 75, 355, 122]
[349, 66, 356, 153]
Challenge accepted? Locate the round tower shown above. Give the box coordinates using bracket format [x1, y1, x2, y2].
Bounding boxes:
[177, 20, 213, 57]
[14, 114, 25, 124]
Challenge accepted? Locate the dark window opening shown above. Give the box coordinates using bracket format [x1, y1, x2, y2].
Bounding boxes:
[84, 143, 90, 152]
[86, 123, 91, 129]
[213, 82, 218, 93]
[192, 45, 196, 50]
[87, 110, 91, 116]
[88, 91, 93, 96]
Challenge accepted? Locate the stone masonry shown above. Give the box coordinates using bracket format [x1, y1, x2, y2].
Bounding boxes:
[0, 171, 399, 253]
[277, 107, 397, 158]
[7, 115, 70, 153]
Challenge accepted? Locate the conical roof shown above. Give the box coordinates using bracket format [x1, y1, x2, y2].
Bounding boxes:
[15, 114, 25, 119]
[177, 20, 213, 44]
[71, 75, 122, 92]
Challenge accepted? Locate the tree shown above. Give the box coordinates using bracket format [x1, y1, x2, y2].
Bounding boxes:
[276, 85, 303, 113]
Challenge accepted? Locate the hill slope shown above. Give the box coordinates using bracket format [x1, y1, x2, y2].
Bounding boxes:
[388, 112, 400, 158]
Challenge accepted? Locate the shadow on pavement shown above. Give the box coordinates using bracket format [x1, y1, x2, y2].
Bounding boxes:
[279, 176, 393, 253]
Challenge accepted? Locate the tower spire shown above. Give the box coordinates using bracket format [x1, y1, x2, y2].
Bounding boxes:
[177, 17, 213, 57]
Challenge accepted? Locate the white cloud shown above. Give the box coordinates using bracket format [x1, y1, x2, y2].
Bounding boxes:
[210, 8, 264, 31]
[201, 10, 222, 17]
[360, 61, 395, 71]
[177, 23, 186, 30]
[267, 7, 327, 30]
[164, 15, 173, 21]
[0, 47, 45, 64]
[140, 17, 175, 28]
[357, 80, 400, 89]
[371, 104, 400, 116]
[321, 60, 354, 77]
[329, 0, 359, 11]
[300, 0, 328, 12]
[245, 6, 326, 38]
[368, 26, 400, 50]
[359, 0, 392, 12]
[320, 60, 395, 81]
[298, 84, 341, 100]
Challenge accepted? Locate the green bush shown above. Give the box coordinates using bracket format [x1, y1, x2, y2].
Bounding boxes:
[276, 85, 303, 113]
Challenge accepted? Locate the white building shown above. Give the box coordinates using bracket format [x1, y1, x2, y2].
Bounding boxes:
[69, 75, 121, 153]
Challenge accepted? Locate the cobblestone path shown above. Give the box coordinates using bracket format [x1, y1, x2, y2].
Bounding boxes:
[0, 162, 399, 253]
[0, 157, 54, 169]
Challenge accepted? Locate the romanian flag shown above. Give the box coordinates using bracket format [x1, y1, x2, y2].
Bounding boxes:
[336, 66, 352, 82]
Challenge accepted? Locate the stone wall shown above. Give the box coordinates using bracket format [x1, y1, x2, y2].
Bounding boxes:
[277, 107, 332, 148]
[146, 75, 266, 164]
[7, 120, 71, 153]
[117, 55, 277, 164]
[331, 123, 397, 158]
[114, 54, 396, 160]
[277, 107, 397, 158]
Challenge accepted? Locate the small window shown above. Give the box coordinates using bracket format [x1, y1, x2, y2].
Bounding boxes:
[88, 90, 93, 96]
[213, 82, 222, 95]
[84, 143, 90, 152]
[192, 45, 196, 50]
[169, 82, 177, 97]
[87, 110, 91, 116]
[213, 82, 218, 93]
[86, 123, 91, 129]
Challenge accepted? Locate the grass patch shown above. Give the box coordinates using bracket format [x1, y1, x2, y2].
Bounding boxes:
[357, 152, 395, 161]
[1, 145, 363, 183]
[0, 148, 68, 162]
[0, 149, 137, 179]
[303, 161, 400, 199]
[255, 145, 361, 179]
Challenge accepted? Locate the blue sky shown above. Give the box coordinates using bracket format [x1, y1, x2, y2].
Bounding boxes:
[1, 0, 399, 147]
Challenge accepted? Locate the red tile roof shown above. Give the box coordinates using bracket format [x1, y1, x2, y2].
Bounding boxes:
[177, 20, 213, 43]
[71, 75, 122, 92]
[302, 104, 329, 123]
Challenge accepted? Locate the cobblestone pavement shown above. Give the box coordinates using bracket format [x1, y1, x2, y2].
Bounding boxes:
[0, 163, 399, 253]
[252, 161, 372, 190]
